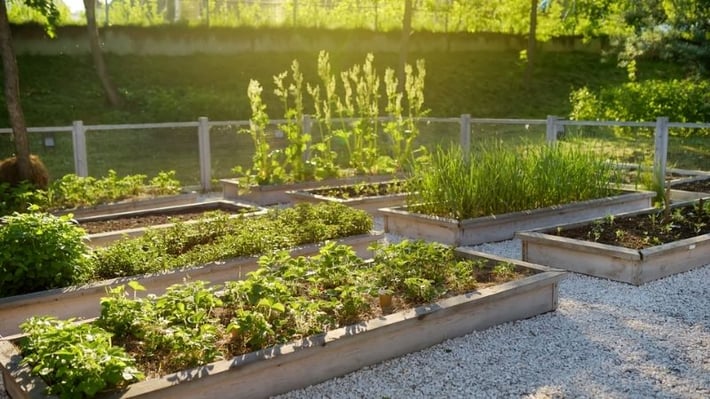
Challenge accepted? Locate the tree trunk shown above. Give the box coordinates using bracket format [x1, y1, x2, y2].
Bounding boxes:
[84, 0, 123, 107]
[525, 0, 538, 85]
[0, 0, 31, 181]
[398, 0, 413, 90]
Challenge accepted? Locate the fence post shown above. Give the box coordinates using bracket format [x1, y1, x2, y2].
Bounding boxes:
[72, 120, 88, 177]
[292, 0, 298, 26]
[302, 114, 313, 163]
[374, 0, 379, 31]
[104, 1, 109, 27]
[203, 0, 210, 26]
[654, 116, 669, 197]
[460, 114, 471, 160]
[546, 115, 558, 143]
[198, 117, 212, 192]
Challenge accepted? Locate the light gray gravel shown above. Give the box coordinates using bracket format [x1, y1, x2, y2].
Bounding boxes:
[3, 239, 708, 399]
[273, 239, 709, 399]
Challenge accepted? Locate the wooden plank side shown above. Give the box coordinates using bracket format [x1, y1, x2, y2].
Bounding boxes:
[522, 240, 641, 285]
[0, 340, 54, 399]
[638, 237, 710, 284]
[98, 272, 562, 399]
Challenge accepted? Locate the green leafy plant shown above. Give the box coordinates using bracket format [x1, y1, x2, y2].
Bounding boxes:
[0, 208, 92, 296]
[99, 280, 225, 373]
[232, 79, 285, 188]
[0, 181, 48, 216]
[570, 79, 710, 137]
[274, 59, 313, 182]
[46, 170, 182, 210]
[90, 202, 371, 282]
[236, 51, 428, 186]
[20, 316, 144, 399]
[19, 239, 530, 395]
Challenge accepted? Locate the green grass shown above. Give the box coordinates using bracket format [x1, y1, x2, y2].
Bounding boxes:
[1, 50, 705, 184]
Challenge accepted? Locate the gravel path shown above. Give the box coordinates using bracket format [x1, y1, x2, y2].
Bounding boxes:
[2, 240, 708, 399]
[274, 239, 709, 399]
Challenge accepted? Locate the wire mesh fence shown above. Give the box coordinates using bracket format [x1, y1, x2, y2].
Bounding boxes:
[2, 116, 708, 192]
[84, 127, 202, 185]
[93, 0, 478, 32]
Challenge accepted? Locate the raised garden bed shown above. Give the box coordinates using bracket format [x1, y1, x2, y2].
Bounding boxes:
[381, 190, 655, 246]
[516, 199, 710, 285]
[0, 246, 565, 399]
[220, 174, 399, 206]
[0, 232, 381, 339]
[286, 180, 409, 215]
[78, 200, 265, 247]
[52, 192, 201, 219]
[669, 174, 710, 202]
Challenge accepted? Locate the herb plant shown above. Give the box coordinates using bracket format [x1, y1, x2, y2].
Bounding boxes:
[0, 208, 92, 296]
[408, 142, 622, 220]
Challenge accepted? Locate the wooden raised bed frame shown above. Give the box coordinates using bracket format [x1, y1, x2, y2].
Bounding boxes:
[52, 192, 202, 219]
[220, 174, 399, 206]
[380, 190, 656, 246]
[79, 200, 265, 247]
[286, 180, 408, 215]
[0, 233, 381, 338]
[0, 248, 565, 399]
[516, 203, 710, 285]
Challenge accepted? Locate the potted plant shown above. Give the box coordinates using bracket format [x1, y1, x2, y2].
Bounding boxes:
[380, 143, 656, 246]
[0, 240, 565, 399]
[516, 198, 710, 285]
[0, 203, 379, 337]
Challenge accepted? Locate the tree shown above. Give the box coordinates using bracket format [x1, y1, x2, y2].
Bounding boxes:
[525, 0, 538, 84]
[398, 0, 413, 90]
[84, 0, 123, 106]
[619, 0, 710, 78]
[0, 0, 58, 183]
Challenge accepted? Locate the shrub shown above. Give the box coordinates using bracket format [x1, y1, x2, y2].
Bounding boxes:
[0, 209, 91, 296]
[570, 79, 710, 137]
[0, 181, 48, 216]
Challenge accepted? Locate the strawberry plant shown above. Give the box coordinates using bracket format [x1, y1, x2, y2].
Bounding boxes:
[20, 316, 144, 399]
[18, 240, 529, 397]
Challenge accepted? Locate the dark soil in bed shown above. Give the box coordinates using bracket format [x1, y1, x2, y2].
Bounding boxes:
[556, 201, 710, 250]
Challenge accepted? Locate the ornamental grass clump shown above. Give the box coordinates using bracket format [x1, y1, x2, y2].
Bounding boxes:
[407, 142, 622, 220]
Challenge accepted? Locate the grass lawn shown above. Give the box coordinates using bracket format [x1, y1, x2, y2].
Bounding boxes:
[1, 50, 707, 185]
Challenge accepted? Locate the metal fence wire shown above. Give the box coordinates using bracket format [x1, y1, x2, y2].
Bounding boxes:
[95, 0, 482, 32]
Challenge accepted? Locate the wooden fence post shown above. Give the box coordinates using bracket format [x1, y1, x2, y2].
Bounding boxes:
[654, 116, 669, 196]
[460, 114, 471, 160]
[546, 115, 558, 143]
[72, 120, 88, 177]
[198, 116, 211, 192]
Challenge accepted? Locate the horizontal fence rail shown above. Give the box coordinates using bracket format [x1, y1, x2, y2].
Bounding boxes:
[2, 115, 709, 192]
